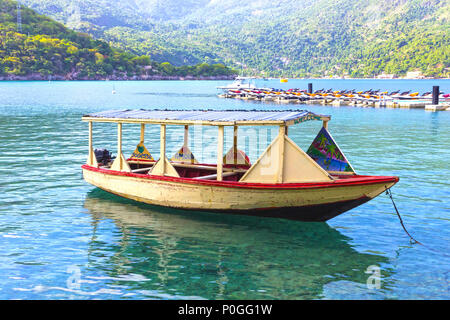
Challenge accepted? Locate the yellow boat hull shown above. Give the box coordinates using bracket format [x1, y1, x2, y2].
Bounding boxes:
[82, 165, 398, 221]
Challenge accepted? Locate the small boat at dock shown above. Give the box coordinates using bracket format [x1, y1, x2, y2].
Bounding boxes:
[216, 76, 257, 90]
[81, 109, 399, 222]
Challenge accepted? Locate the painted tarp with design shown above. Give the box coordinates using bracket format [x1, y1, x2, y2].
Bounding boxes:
[306, 127, 355, 173]
[171, 145, 198, 164]
[223, 148, 251, 166]
[128, 142, 154, 162]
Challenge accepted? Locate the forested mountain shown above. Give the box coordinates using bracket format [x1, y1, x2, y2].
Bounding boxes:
[19, 0, 450, 78]
[0, 0, 236, 79]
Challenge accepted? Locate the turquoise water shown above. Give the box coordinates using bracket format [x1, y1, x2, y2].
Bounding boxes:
[0, 79, 449, 300]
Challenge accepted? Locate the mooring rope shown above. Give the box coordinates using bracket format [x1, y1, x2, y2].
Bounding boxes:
[385, 188, 422, 245]
[385, 188, 450, 259]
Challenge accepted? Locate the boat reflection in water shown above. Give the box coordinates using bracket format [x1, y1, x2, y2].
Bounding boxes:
[83, 189, 392, 299]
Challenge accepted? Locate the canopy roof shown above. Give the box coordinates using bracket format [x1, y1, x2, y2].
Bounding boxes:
[82, 109, 330, 126]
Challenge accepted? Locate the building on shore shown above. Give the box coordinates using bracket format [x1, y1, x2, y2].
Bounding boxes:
[377, 73, 396, 79]
[404, 71, 424, 79]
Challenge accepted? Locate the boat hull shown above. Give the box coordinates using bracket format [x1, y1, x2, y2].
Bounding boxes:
[82, 165, 398, 222]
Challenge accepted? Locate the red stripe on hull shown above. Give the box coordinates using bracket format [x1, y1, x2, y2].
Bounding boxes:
[81, 164, 399, 190]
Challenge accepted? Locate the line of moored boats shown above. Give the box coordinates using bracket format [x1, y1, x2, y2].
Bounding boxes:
[218, 88, 450, 103]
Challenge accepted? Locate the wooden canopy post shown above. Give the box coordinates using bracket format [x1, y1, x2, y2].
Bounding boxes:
[217, 125, 224, 181]
[87, 120, 99, 167]
[277, 125, 286, 183]
[88, 121, 93, 165]
[140, 123, 145, 143]
[150, 124, 179, 177]
[323, 120, 329, 130]
[233, 125, 238, 165]
[184, 125, 189, 147]
[117, 123, 123, 170]
[110, 122, 130, 172]
[160, 124, 166, 175]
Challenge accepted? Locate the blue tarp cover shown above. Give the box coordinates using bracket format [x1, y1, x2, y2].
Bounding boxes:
[83, 109, 329, 124]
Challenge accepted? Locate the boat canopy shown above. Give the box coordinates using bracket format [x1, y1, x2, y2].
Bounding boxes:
[82, 109, 330, 126]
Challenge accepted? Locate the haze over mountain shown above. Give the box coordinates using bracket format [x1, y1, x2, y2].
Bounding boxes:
[0, 0, 236, 80]
[20, 0, 450, 77]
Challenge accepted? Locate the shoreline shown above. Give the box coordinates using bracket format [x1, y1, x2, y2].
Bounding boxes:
[1, 75, 448, 81]
[0, 74, 237, 81]
[241, 77, 450, 81]
[1, 78, 448, 82]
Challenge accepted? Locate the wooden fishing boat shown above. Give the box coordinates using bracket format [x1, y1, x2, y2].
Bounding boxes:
[81, 109, 398, 222]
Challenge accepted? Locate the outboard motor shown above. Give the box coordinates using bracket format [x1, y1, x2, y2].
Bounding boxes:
[94, 148, 114, 166]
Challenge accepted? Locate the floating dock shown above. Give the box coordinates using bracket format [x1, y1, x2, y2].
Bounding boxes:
[218, 86, 450, 111]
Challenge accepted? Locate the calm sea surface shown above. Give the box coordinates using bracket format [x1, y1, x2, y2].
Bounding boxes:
[0, 79, 449, 299]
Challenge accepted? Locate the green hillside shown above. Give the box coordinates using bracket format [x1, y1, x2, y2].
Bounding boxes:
[19, 0, 449, 78]
[0, 0, 236, 79]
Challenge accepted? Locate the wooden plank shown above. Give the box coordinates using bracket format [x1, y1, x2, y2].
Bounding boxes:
[171, 162, 246, 173]
[233, 125, 238, 165]
[140, 123, 145, 143]
[277, 125, 286, 183]
[194, 172, 237, 180]
[118, 123, 123, 170]
[127, 160, 156, 165]
[88, 121, 93, 165]
[82, 117, 237, 126]
[327, 170, 356, 175]
[132, 166, 154, 173]
[184, 125, 189, 146]
[160, 124, 166, 175]
[217, 125, 224, 181]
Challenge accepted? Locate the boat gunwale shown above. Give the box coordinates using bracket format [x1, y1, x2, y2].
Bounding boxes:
[82, 164, 399, 190]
